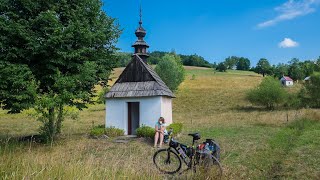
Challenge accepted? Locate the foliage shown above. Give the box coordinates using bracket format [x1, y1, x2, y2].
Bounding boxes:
[167, 123, 183, 134]
[254, 58, 272, 77]
[191, 74, 196, 80]
[236, 57, 251, 71]
[97, 87, 109, 104]
[247, 77, 287, 110]
[114, 52, 132, 67]
[0, 0, 120, 142]
[180, 54, 212, 68]
[223, 56, 251, 70]
[136, 125, 155, 138]
[105, 126, 125, 137]
[301, 73, 320, 107]
[146, 51, 213, 68]
[288, 58, 304, 81]
[90, 127, 105, 136]
[273, 63, 289, 79]
[0, 63, 37, 113]
[216, 62, 227, 72]
[155, 54, 185, 92]
[90, 125, 124, 137]
[224, 56, 238, 69]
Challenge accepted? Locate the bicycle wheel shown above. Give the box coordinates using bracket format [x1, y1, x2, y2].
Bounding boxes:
[198, 153, 223, 179]
[153, 148, 182, 174]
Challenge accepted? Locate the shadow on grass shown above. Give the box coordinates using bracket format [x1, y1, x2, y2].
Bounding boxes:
[0, 134, 45, 144]
[231, 106, 269, 112]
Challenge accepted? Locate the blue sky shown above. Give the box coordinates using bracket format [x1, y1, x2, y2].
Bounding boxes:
[103, 0, 320, 65]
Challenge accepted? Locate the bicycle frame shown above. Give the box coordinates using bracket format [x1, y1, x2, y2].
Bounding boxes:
[167, 134, 198, 171]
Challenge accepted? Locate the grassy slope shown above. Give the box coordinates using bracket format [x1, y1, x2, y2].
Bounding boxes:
[0, 67, 319, 179]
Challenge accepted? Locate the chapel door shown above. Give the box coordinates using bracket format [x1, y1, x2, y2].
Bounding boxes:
[127, 102, 140, 135]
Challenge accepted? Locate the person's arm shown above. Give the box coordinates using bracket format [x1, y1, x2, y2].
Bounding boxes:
[160, 125, 165, 134]
[155, 125, 161, 133]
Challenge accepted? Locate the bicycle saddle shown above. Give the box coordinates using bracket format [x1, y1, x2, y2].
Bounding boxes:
[188, 133, 201, 140]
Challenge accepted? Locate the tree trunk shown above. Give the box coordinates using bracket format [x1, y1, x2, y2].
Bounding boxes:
[48, 107, 56, 142]
[56, 104, 64, 135]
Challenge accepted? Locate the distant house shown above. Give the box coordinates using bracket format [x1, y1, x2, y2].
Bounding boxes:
[105, 9, 174, 135]
[280, 76, 294, 86]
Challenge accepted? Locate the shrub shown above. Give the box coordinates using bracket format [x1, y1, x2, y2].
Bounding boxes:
[247, 76, 287, 110]
[105, 126, 124, 137]
[89, 125, 124, 137]
[155, 54, 185, 92]
[167, 123, 183, 134]
[90, 127, 105, 136]
[136, 125, 155, 138]
[216, 62, 227, 72]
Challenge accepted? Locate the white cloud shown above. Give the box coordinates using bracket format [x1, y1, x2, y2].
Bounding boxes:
[279, 38, 299, 48]
[257, 0, 320, 28]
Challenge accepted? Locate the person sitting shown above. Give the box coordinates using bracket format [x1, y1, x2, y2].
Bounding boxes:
[154, 117, 166, 148]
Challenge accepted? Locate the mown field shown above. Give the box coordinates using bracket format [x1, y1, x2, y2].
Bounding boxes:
[1, 67, 320, 179]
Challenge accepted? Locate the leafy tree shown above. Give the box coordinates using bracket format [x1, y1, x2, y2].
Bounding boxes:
[255, 58, 272, 77]
[301, 73, 320, 107]
[115, 52, 131, 67]
[288, 58, 304, 81]
[236, 57, 251, 70]
[315, 57, 320, 72]
[301, 60, 315, 77]
[224, 56, 238, 69]
[216, 62, 227, 72]
[155, 54, 185, 92]
[0, 0, 120, 142]
[273, 63, 289, 79]
[148, 51, 166, 65]
[247, 77, 287, 110]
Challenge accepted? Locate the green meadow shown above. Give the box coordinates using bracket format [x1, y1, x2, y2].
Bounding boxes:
[1, 67, 319, 179]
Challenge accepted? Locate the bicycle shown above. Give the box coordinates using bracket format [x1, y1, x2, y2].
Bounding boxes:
[153, 129, 223, 178]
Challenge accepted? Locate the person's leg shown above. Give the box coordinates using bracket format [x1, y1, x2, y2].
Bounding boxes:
[159, 133, 164, 148]
[154, 132, 159, 147]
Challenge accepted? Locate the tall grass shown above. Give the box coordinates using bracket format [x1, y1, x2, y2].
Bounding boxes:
[1, 68, 319, 179]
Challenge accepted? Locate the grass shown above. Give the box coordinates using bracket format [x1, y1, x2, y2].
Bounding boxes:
[1, 67, 320, 179]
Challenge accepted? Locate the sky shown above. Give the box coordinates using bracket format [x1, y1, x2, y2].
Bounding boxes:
[103, 0, 320, 65]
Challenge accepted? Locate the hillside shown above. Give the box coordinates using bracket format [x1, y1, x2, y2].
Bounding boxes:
[1, 67, 319, 179]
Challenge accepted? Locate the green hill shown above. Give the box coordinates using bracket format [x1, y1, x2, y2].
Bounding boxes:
[0, 68, 319, 179]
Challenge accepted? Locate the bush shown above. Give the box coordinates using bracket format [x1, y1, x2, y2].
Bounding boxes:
[105, 126, 124, 137]
[89, 125, 124, 137]
[216, 62, 227, 72]
[90, 127, 105, 136]
[167, 123, 183, 134]
[247, 76, 287, 110]
[155, 54, 185, 92]
[136, 125, 155, 138]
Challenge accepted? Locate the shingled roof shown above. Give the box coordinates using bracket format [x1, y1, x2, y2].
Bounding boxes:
[106, 55, 175, 98]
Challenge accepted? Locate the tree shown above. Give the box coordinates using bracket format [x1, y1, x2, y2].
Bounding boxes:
[0, 0, 120, 142]
[224, 56, 238, 69]
[115, 52, 132, 67]
[216, 62, 227, 72]
[236, 57, 251, 71]
[288, 58, 304, 81]
[302, 73, 320, 107]
[155, 54, 185, 92]
[255, 58, 272, 77]
[273, 63, 289, 79]
[247, 77, 287, 110]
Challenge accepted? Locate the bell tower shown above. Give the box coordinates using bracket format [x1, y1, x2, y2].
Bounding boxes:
[132, 5, 149, 63]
